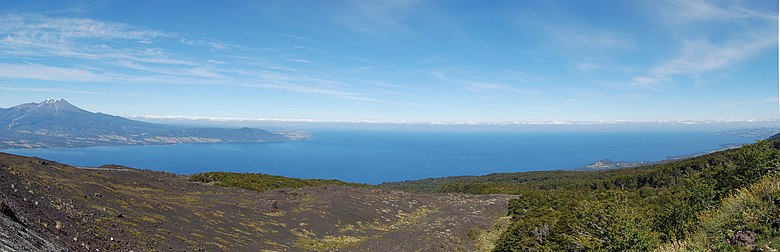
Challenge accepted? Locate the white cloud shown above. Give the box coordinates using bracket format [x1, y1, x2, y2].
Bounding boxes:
[0, 13, 170, 58]
[0, 63, 108, 82]
[659, 0, 777, 24]
[630, 0, 776, 87]
[652, 38, 774, 76]
[630, 76, 667, 86]
[0, 13, 169, 41]
[631, 34, 776, 87]
[461, 81, 536, 95]
[0, 13, 418, 106]
[429, 71, 447, 81]
[520, 12, 634, 51]
[0, 14, 202, 68]
[430, 71, 537, 95]
[178, 38, 243, 51]
[282, 34, 309, 40]
[284, 58, 311, 63]
[186, 66, 226, 79]
[575, 59, 636, 73]
[0, 86, 99, 95]
[244, 82, 387, 103]
[336, 0, 421, 34]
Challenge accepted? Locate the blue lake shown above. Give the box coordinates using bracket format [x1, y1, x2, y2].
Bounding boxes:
[2, 129, 759, 184]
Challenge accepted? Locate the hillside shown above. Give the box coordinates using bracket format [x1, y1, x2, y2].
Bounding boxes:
[0, 152, 512, 251]
[1, 129, 778, 251]
[189, 172, 367, 192]
[383, 135, 780, 251]
[0, 99, 291, 149]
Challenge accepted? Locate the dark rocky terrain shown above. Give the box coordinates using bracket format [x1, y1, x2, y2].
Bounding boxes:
[0, 99, 294, 149]
[0, 152, 512, 251]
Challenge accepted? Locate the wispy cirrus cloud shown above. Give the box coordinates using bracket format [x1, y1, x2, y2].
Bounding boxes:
[576, 59, 634, 73]
[335, 0, 422, 34]
[549, 28, 633, 50]
[284, 58, 311, 64]
[0, 62, 227, 87]
[0, 63, 109, 82]
[0, 13, 199, 67]
[430, 71, 537, 95]
[630, 0, 776, 87]
[0, 13, 406, 104]
[460, 81, 537, 95]
[0, 13, 171, 57]
[651, 38, 774, 76]
[508, 4, 635, 52]
[245, 82, 387, 103]
[0, 86, 100, 95]
[658, 0, 777, 24]
[0, 13, 169, 42]
[631, 37, 775, 86]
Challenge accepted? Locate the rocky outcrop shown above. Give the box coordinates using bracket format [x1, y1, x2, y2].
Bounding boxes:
[0, 200, 65, 252]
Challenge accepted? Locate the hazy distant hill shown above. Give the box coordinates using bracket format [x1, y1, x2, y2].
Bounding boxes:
[0, 99, 290, 148]
[576, 159, 656, 171]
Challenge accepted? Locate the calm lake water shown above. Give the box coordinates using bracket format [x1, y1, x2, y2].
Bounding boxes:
[2, 129, 759, 184]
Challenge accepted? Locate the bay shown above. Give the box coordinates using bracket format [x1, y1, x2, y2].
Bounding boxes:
[2, 129, 758, 184]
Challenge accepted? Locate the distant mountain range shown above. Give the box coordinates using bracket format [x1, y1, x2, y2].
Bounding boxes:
[0, 99, 299, 149]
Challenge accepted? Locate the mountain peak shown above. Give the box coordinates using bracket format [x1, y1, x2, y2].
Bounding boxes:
[1, 99, 85, 117]
[40, 98, 70, 105]
[36, 99, 80, 112]
[42, 98, 65, 104]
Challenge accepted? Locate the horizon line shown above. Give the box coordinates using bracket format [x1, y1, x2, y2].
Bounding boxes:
[128, 115, 780, 126]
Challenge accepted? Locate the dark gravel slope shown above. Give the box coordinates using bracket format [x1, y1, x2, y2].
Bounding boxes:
[0, 153, 511, 251]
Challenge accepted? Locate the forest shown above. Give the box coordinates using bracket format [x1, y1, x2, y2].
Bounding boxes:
[192, 135, 780, 251]
[383, 135, 780, 251]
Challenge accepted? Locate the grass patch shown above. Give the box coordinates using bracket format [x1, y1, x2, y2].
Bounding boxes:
[475, 215, 511, 252]
[189, 172, 366, 192]
[294, 235, 367, 250]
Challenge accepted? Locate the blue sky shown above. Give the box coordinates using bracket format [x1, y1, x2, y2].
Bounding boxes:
[0, 0, 777, 123]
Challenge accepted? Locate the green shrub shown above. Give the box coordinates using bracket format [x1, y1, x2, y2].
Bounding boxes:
[189, 172, 365, 192]
[385, 137, 780, 251]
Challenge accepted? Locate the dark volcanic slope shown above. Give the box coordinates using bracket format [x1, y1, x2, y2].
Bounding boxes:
[0, 153, 512, 251]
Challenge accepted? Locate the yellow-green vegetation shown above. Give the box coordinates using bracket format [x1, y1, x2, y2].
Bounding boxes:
[360, 207, 435, 232]
[262, 210, 286, 216]
[390, 207, 434, 229]
[189, 172, 366, 192]
[385, 136, 780, 251]
[289, 206, 435, 250]
[294, 234, 367, 251]
[657, 173, 780, 251]
[475, 216, 511, 252]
